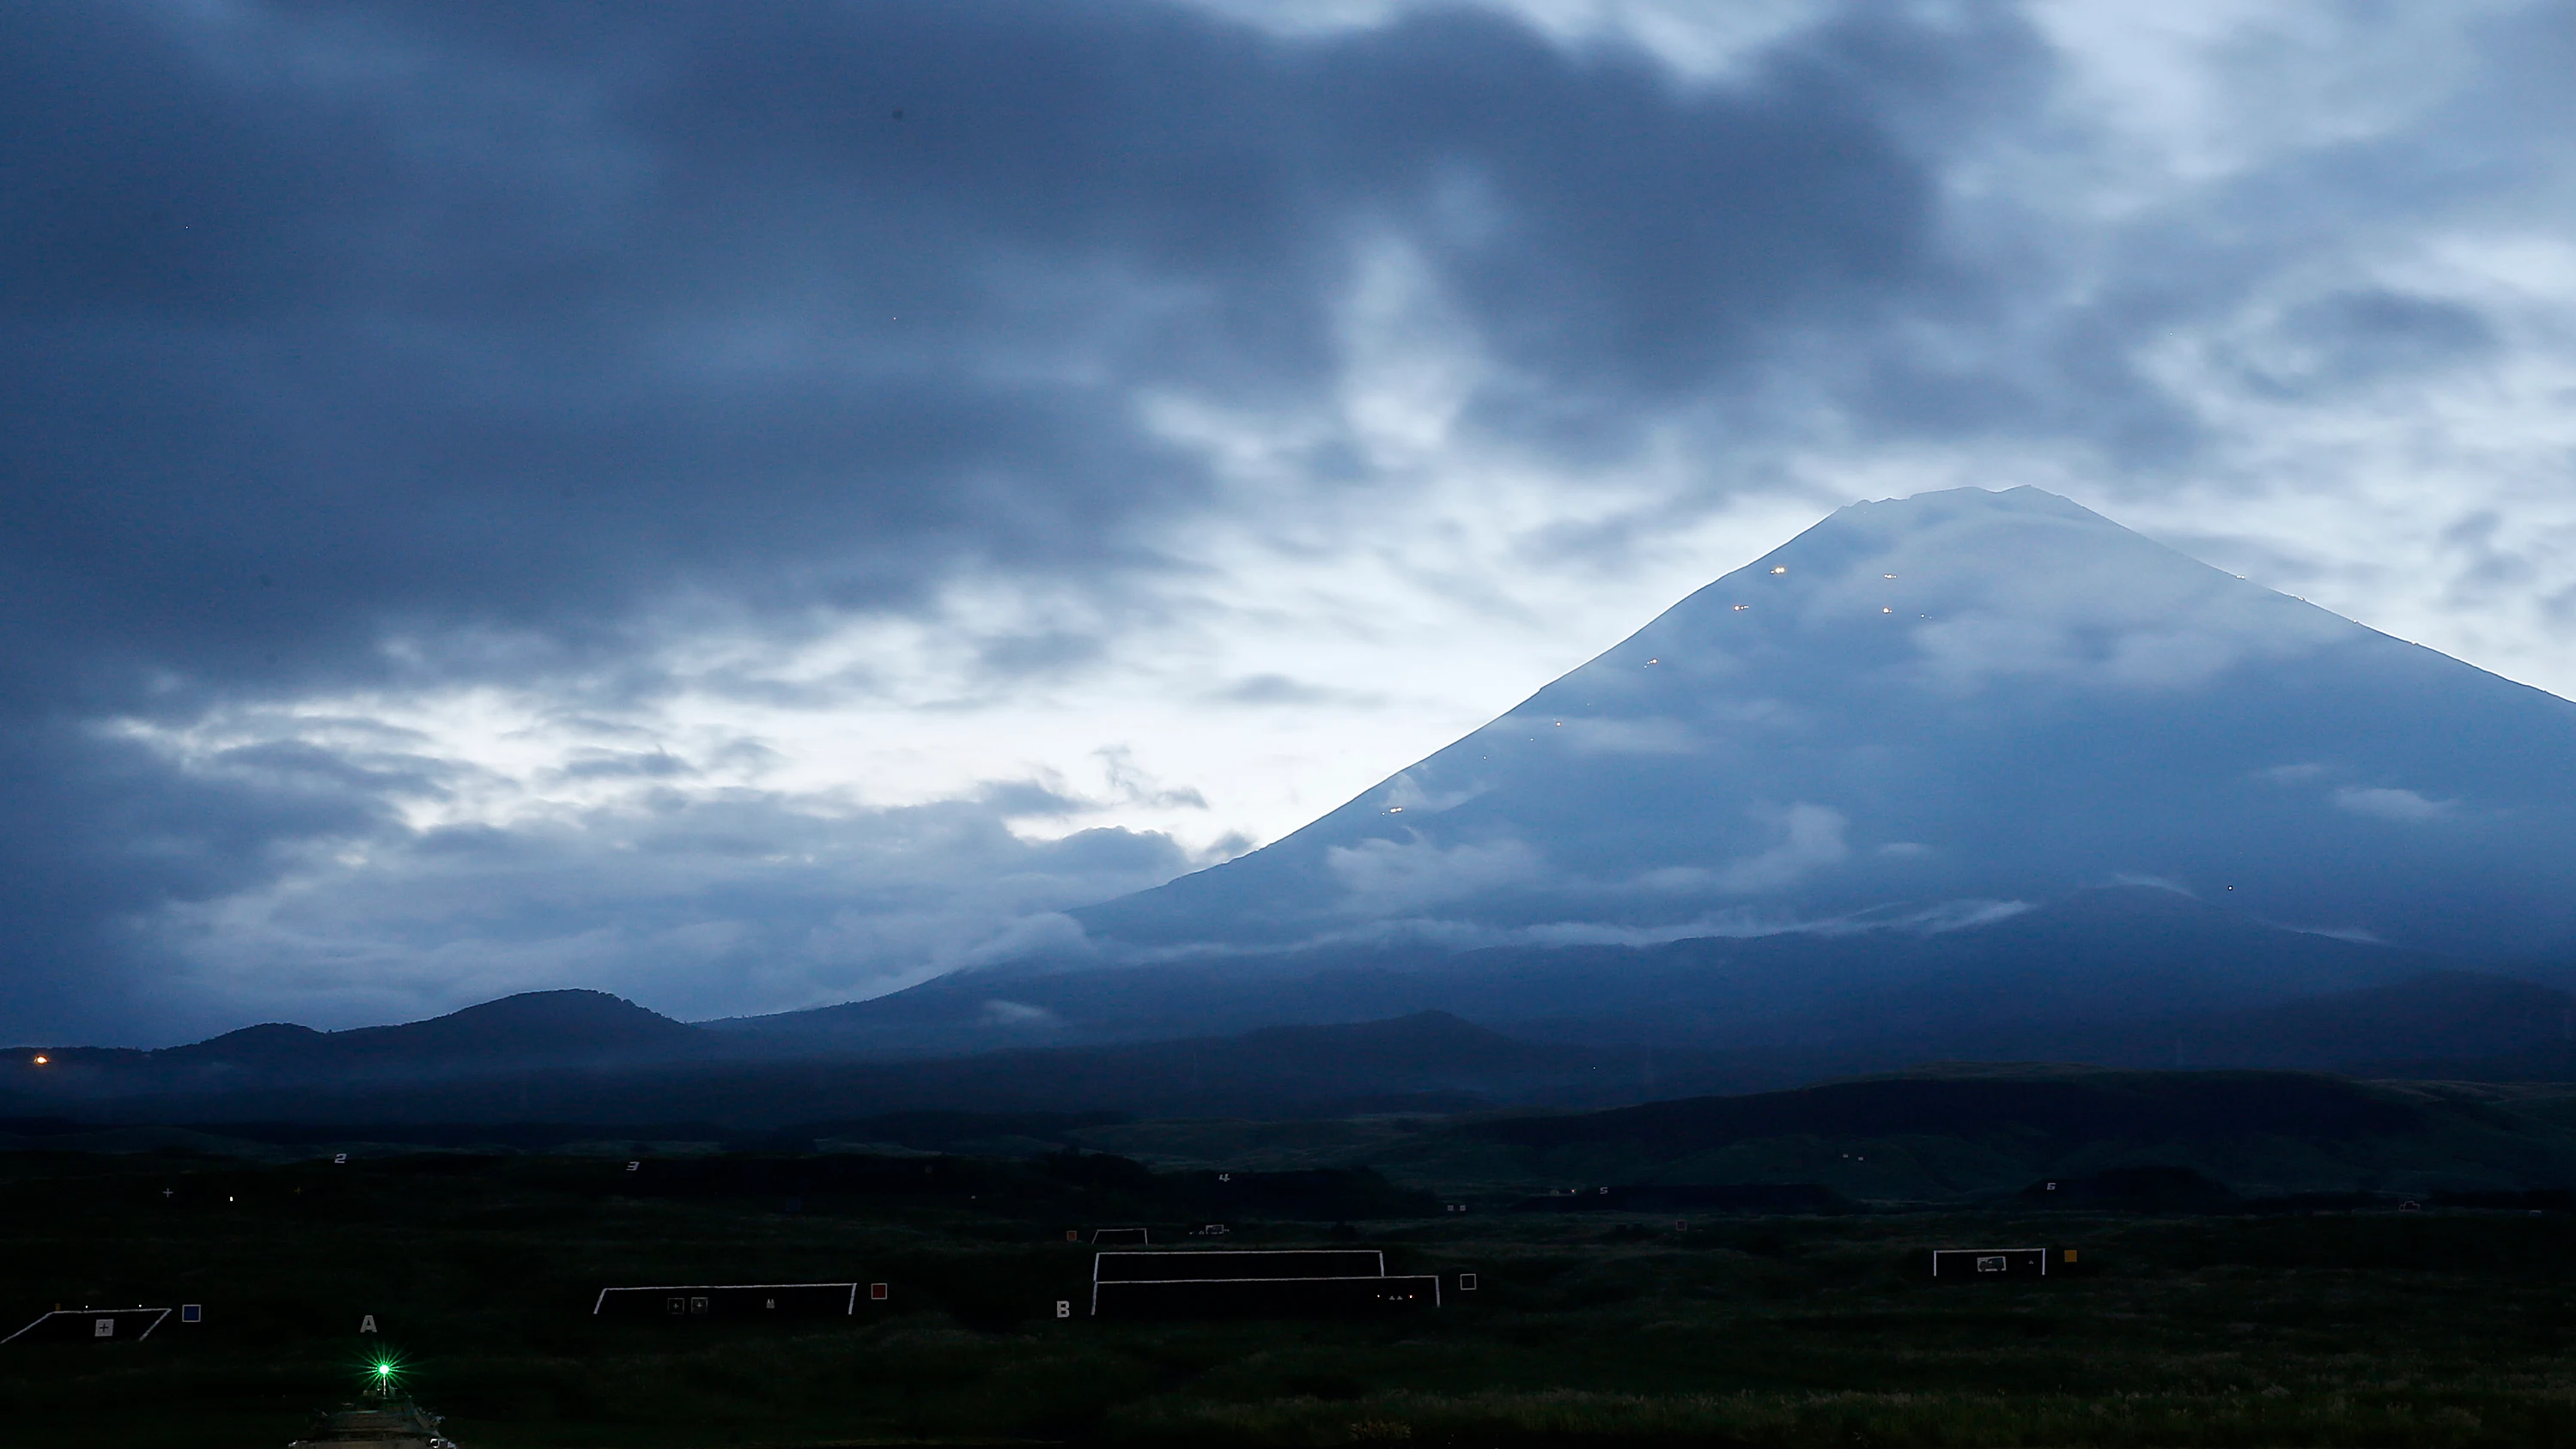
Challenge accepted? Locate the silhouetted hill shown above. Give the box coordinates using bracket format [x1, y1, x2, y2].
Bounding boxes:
[14, 990, 713, 1096]
[2173, 971, 2576, 1071]
[1468, 1068, 2427, 1153]
[1382, 1064, 2576, 1199]
[16, 1034, 2576, 1203]
[185, 990, 706, 1067]
[2357, 1040, 2576, 1082]
[20, 950, 2572, 1123]
[0, 1011, 1605, 1126]
[167, 1022, 329, 1063]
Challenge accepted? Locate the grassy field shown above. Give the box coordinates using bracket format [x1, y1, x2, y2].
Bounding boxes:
[4, 1147, 2576, 1447]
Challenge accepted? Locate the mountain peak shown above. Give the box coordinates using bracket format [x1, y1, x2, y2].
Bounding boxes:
[1672, 485, 2357, 694]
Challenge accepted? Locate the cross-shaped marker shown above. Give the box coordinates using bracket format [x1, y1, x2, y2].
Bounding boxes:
[162, 1190, 173, 1200]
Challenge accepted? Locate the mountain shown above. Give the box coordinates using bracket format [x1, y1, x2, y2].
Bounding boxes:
[1074, 486, 2576, 961]
[13, 990, 714, 1096]
[170, 989, 708, 1070]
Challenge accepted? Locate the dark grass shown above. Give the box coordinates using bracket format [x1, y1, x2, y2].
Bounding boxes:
[5, 1150, 2576, 1446]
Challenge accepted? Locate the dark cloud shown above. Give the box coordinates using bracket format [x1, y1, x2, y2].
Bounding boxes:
[0, 722, 397, 1038]
[3, 0, 2054, 1038]
[546, 748, 699, 783]
[2261, 290, 2500, 392]
[975, 631, 1110, 681]
[1205, 673, 1383, 707]
[62, 2, 2576, 1038]
[1, 0, 2017, 706]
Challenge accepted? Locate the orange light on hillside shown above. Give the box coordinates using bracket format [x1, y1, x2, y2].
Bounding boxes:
[31, 1055, 48, 1065]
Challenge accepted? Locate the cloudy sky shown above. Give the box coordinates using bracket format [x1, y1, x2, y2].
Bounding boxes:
[7, 0, 2574, 1044]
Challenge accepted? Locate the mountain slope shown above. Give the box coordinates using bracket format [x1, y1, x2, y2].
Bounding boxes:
[1074, 486, 2576, 961]
[720, 887, 2438, 1074]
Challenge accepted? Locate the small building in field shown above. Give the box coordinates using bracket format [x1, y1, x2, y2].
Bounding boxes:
[1930, 1247, 2075, 1280]
[3, 1307, 171, 1343]
[1091, 1249, 1439, 1319]
[592, 1282, 860, 1319]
